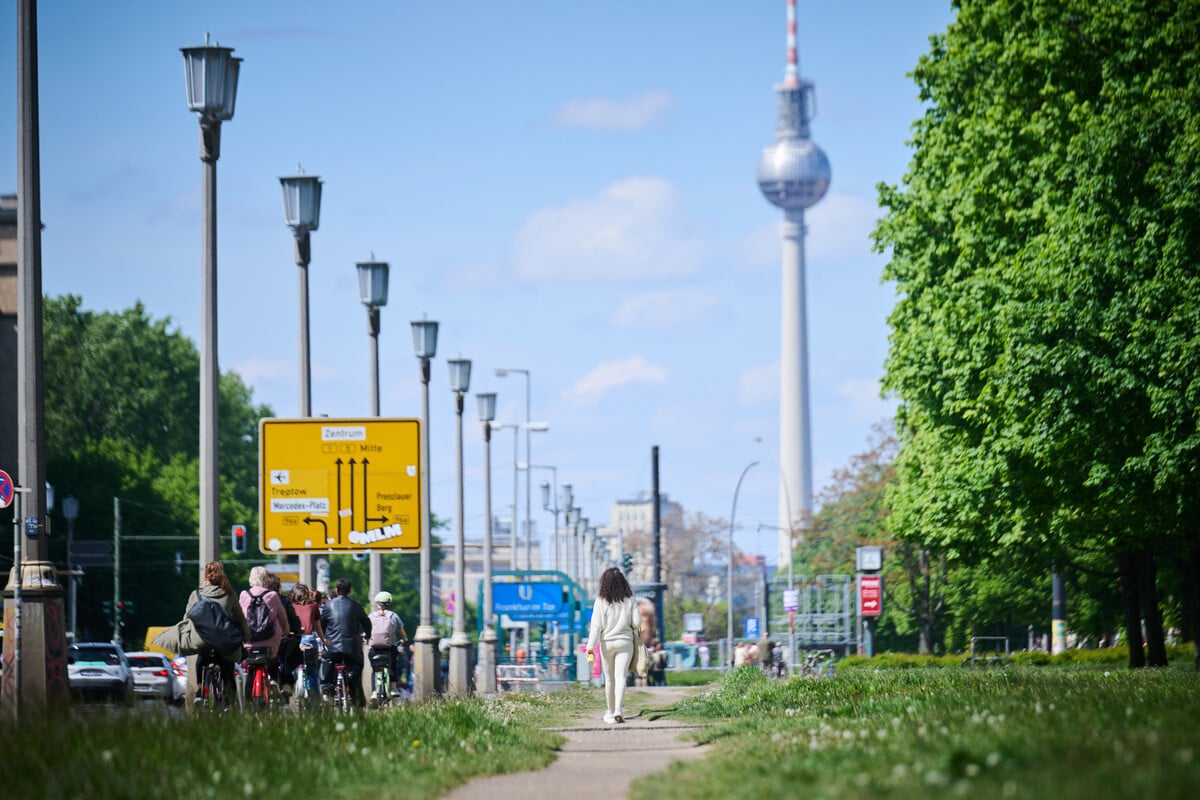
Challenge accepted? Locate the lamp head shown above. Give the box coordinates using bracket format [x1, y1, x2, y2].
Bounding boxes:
[411, 317, 439, 359]
[279, 170, 322, 232]
[181, 35, 240, 121]
[356, 259, 389, 307]
[448, 358, 472, 394]
[476, 392, 497, 423]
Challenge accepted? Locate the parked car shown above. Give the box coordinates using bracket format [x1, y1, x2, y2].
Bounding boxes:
[126, 651, 180, 703]
[68, 642, 133, 704]
[170, 655, 188, 701]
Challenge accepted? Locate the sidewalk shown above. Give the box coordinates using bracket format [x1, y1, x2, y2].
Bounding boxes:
[442, 686, 710, 800]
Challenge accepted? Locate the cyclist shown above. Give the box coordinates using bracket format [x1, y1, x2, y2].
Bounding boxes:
[368, 591, 409, 698]
[239, 566, 292, 701]
[319, 578, 371, 707]
[289, 583, 328, 697]
[160, 561, 247, 704]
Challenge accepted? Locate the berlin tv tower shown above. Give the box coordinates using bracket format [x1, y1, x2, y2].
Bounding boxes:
[757, 0, 831, 568]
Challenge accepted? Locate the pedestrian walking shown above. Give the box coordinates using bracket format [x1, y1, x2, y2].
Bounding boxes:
[585, 567, 640, 724]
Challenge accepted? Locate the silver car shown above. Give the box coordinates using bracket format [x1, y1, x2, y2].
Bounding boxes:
[68, 642, 134, 704]
[126, 651, 181, 703]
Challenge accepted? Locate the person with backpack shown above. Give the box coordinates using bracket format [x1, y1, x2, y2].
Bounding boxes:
[368, 591, 408, 696]
[239, 566, 292, 664]
[153, 561, 248, 703]
[265, 572, 303, 696]
[319, 578, 372, 707]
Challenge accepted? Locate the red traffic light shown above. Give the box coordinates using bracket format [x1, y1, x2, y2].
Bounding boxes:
[232, 524, 247, 554]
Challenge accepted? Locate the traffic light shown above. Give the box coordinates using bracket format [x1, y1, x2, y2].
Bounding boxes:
[232, 524, 247, 554]
[175, 551, 183, 576]
[622, 553, 633, 573]
[101, 600, 113, 616]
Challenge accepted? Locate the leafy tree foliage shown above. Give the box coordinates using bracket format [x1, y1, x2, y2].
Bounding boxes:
[35, 295, 270, 645]
[876, 0, 1200, 667]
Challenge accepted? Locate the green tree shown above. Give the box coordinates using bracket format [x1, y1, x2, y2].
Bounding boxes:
[37, 295, 269, 645]
[876, 0, 1200, 667]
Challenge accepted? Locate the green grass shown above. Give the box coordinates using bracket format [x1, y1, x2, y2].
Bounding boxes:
[665, 669, 722, 687]
[0, 690, 590, 799]
[632, 665, 1200, 800]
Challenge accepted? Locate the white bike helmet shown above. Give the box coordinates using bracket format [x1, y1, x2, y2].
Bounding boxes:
[373, 591, 393, 605]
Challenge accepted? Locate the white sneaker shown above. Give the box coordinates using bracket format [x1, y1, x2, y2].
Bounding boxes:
[603, 712, 616, 724]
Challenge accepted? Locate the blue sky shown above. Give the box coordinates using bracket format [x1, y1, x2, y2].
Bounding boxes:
[0, 1, 955, 563]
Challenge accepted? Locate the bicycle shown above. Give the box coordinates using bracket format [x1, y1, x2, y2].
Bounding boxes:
[325, 653, 353, 714]
[244, 645, 275, 710]
[195, 650, 227, 710]
[292, 641, 318, 709]
[368, 646, 393, 708]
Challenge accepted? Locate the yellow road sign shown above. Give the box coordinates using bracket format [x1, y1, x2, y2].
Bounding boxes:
[259, 417, 422, 553]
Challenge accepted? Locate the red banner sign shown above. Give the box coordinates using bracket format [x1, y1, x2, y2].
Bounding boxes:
[860, 574, 882, 617]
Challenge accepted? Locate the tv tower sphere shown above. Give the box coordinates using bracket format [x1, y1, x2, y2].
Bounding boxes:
[757, 132, 830, 210]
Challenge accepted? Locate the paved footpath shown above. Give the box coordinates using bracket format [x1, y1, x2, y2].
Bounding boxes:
[442, 686, 711, 800]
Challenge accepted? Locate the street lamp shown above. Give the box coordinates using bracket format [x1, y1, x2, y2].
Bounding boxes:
[410, 316, 439, 700]
[358, 258, 389, 599]
[279, 167, 321, 588]
[727, 461, 758, 668]
[181, 34, 241, 577]
[757, 435, 796, 674]
[538, 472, 560, 572]
[490, 421, 520, 569]
[495, 368, 534, 569]
[476, 391, 499, 694]
[62, 495, 80, 640]
[447, 357, 472, 696]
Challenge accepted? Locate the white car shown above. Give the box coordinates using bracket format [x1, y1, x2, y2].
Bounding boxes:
[126, 651, 182, 703]
[68, 642, 134, 704]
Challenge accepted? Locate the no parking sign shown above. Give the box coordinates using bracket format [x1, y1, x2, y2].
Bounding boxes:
[0, 470, 13, 509]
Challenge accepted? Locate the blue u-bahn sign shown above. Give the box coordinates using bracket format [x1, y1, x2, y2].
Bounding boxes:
[493, 582, 569, 622]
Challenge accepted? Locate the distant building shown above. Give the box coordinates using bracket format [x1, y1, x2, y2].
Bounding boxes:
[594, 491, 684, 585]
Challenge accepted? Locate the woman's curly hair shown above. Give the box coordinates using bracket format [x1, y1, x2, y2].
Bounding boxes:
[598, 566, 633, 603]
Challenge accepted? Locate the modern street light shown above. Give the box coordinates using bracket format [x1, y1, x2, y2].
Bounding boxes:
[489, 422, 520, 569]
[358, 258, 389, 599]
[495, 368, 534, 569]
[538, 471, 560, 572]
[447, 357, 472, 696]
[410, 316, 439, 700]
[727, 461, 759, 668]
[757, 435, 797, 674]
[62, 495, 80, 641]
[182, 34, 241, 578]
[279, 167, 321, 588]
[476, 391, 499, 694]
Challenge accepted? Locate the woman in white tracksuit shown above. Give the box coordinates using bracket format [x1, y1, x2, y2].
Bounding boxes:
[586, 567, 641, 724]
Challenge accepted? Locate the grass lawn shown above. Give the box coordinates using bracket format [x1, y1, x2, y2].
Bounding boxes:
[0, 688, 596, 799]
[632, 664, 1200, 799]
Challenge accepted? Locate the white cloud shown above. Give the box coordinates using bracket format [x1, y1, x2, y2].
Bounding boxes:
[513, 177, 705, 282]
[232, 356, 291, 386]
[739, 192, 882, 269]
[439, 261, 508, 293]
[836, 377, 896, 421]
[738, 361, 779, 407]
[610, 287, 718, 330]
[564, 355, 669, 407]
[549, 90, 677, 131]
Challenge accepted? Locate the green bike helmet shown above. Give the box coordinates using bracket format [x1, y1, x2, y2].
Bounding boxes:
[373, 591, 393, 605]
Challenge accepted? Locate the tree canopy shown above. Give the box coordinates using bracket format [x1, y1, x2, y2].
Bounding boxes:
[876, 0, 1200, 665]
